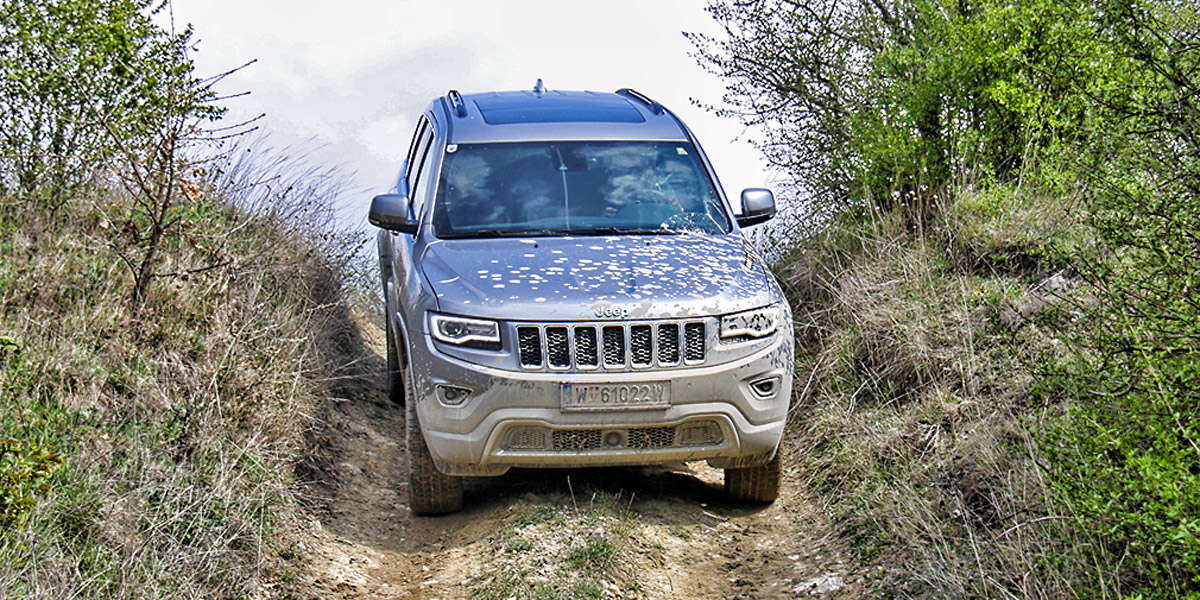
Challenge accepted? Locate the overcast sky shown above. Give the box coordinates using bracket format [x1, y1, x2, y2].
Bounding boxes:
[168, 0, 773, 228]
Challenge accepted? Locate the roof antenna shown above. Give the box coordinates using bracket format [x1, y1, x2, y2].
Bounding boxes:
[533, 78, 546, 97]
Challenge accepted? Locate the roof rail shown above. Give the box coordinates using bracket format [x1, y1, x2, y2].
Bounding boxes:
[615, 88, 664, 115]
[447, 90, 468, 117]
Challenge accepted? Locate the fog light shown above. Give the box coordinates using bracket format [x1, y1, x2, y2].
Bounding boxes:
[436, 385, 473, 405]
[749, 376, 781, 399]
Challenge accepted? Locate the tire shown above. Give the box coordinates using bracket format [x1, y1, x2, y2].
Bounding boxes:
[725, 447, 782, 504]
[405, 374, 463, 515]
[385, 315, 405, 406]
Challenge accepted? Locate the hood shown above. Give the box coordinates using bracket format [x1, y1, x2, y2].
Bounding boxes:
[420, 233, 778, 321]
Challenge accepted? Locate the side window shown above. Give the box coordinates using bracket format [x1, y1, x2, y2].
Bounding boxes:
[404, 117, 430, 194]
[408, 126, 436, 218]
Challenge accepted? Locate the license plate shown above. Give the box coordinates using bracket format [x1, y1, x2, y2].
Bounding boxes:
[561, 382, 671, 411]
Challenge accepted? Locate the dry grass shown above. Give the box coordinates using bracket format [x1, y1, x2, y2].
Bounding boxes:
[0, 143, 374, 599]
[776, 192, 1089, 598]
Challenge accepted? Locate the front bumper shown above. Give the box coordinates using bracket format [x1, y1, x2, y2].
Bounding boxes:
[408, 328, 794, 476]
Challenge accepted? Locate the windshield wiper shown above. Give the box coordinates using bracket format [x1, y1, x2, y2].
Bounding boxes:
[442, 229, 556, 239]
[551, 227, 678, 236]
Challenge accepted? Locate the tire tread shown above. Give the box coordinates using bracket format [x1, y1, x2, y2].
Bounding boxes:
[406, 378, 463, 515]
[725, 449, 782, 503]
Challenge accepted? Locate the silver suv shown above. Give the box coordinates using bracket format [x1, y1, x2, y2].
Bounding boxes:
[370, 85, 793, 515]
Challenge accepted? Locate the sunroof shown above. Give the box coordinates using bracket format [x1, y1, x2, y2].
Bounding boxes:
[473, 95, 646, 125]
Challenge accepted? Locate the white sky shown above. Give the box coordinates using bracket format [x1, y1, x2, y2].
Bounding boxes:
[168, 0, 773, 228]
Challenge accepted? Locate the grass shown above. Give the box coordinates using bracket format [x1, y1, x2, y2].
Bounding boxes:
[470, 489, 639, 600]
[774, 190, 1090, 598]
[0, 142, 371, 599]
[566, 538, 620, 574]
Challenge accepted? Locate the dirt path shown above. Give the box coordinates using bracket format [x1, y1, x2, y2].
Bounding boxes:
[295, 344, 862, 599]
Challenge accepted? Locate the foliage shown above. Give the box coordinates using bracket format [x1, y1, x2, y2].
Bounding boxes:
[0, 0, 232, 309]
[690, 0, 1108, 222]
[0, 0, 220, 207]
[1039, 1, 1200, 597]
[0, 437, 62, 531]
[702, 0, 1200, 597]
[773, 197, 1079, 597]
[0, 337, 62, 532]
[0, 3, 369, 597]
[0, 166, 365, 598]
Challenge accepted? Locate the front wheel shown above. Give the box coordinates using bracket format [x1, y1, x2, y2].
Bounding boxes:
[405, 376, 463, 515]
[724, 447, 782, 503]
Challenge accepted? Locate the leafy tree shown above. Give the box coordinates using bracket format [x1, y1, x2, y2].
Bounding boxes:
[690, 0, 1105, 223]
[0, 0, 230, 308]
[697, 0, 1200, 596]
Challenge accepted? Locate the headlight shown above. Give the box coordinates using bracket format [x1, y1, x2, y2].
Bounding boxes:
[720, 305, 779, 340]
[430, 313, 501, 347]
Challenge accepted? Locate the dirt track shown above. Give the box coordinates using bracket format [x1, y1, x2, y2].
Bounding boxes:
[295, 349, 862, 599]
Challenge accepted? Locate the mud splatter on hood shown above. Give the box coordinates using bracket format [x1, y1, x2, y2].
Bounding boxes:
[420, 233, 777, 321]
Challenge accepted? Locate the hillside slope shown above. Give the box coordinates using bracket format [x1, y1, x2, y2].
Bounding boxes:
[0, 181, 370, 598]
[771, 189, 1085, 598]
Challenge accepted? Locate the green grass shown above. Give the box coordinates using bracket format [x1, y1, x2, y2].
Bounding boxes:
[566, 538, 620, 575]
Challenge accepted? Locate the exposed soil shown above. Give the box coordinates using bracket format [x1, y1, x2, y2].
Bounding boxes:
[295, 336, 862, 599]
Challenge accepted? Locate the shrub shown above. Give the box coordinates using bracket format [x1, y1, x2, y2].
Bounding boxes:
[1037, 1, 1200, 596]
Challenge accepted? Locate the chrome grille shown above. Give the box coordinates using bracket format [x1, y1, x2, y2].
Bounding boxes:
[602, 326, 625, 367]
[657, 324, 680, 364]
[685, 323, 705, 363]
[546, 327, 570, 368]
[630, 325, 653, 367]
[514, 320, 708, 371]
[575, 327, 598, 367]
[518, 327, 542, 367]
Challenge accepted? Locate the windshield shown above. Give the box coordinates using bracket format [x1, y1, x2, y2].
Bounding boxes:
[431, 141, 731, 238]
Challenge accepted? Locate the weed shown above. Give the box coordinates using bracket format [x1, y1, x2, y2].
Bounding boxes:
[566, 538, 619, 575]
[571, 581, 603, 599]
[513, 505, 559, 527]
[668, 523, 691, 540]
[0, 135, 367, 599]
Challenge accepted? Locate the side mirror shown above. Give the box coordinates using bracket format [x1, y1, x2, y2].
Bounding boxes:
[369, 193, 418, 234]
[736, 188, 776, 227]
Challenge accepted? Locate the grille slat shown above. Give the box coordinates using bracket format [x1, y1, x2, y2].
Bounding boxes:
[684, 322, 705, 363]
[602, 326, 625, 367]
[546, 327, 570, 368]
[518, 327, 542, 367]
[630, 325, 653, 367]
[575, 327, 598, 367]
[515, 321, 707, 371]
[657, 324, 680, 364]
